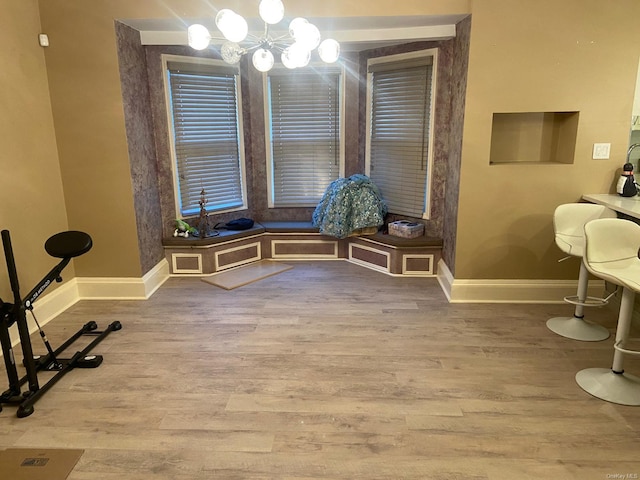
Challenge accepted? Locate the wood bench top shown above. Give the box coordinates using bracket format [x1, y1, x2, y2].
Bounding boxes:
[162, 221, 442, 248]
[260, 221, 320, 233]
[162, 224, 265, 246]
[356, 231, 443, 248]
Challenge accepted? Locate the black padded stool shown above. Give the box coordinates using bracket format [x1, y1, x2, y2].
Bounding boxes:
[45, 231, 92, 259]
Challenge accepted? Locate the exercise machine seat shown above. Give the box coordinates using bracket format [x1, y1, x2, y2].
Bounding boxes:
[44, 231, 92, 259]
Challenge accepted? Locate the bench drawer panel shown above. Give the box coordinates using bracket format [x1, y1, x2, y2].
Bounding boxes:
[348, 243, 390, 273]
[171, 253, 203, 274]
[271, 240, 338, 259]
[215, 242, 261, 271]
[403, 254, 435, 275]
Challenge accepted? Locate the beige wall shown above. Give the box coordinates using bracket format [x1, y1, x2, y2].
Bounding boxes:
[8, 0, 637, 283]
[456, 0, 640, 280]
[0, 0, 70, 299]
[38, 1, 141, 277]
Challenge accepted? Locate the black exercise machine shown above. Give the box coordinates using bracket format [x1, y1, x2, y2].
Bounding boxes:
[0, 229, 121, 418]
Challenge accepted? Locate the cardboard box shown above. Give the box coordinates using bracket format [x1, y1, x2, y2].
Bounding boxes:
[0, 448, 84, 480]
[388, 220, 424, 238]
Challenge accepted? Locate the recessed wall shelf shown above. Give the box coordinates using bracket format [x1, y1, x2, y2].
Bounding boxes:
[489, 111, 579, 164]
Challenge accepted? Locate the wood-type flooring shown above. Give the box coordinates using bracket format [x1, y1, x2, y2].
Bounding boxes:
[1, 261, 639, 479]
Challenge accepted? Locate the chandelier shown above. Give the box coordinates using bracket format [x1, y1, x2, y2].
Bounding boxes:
[187, 0, 340, 72]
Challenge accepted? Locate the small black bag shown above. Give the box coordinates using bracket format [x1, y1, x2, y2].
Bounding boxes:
[215, 218, 255, 231]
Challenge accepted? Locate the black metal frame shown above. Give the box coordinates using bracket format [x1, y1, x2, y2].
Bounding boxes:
[0, 229, 121, 418]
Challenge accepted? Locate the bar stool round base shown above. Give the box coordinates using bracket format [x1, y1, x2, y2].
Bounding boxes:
[546, 316, 610, 342]
[575, 368, 640, 406]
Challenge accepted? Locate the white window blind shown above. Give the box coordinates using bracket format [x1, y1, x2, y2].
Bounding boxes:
[367, 56, 433, 218]
[267, 69, 341, 207]
[167, 60, 245, 216]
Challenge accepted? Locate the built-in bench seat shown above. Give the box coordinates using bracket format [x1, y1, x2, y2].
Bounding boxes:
[260, 221, 320, 233]
[259, 221, 344, 260]
[347, 232, 442, 276]
[162, 224, 266, 247]
[364, 231, 443, 248]
[162, 224, 265, 274]
[162, 221, 442, 277]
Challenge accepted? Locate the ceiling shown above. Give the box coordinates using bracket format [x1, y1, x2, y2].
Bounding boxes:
[121, 14, 469, 51]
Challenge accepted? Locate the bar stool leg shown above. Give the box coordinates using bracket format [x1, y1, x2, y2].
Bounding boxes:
[547, 260, 610, 341]
[575, 287, 640, 406]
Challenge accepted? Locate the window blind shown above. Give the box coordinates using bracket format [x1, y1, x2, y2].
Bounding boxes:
[267, 70, 340, 206]
[368, 61, 433, 218]
[167, 61, 245, 216]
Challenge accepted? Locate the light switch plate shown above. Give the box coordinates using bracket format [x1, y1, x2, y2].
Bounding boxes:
[592, 143, 611, 159]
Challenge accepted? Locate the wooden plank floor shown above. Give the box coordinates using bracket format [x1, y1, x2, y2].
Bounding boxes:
[1, 261, 640, 479]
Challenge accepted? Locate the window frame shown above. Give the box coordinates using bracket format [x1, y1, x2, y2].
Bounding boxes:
[162, 54, 248, 219]
[263, 64, 346, 208]
[364, 48, 437, 219]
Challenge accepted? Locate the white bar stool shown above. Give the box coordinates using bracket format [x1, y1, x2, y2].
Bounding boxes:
[546, 203, 616, 341]
[576, 218, 640, 406]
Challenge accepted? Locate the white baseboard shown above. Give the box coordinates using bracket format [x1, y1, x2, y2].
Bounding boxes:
[436, 258, 605, 304]
[7, 279, 80, 347]
[76, 258, 170, 300]
[7, 259, 170, 346]
[33, 277, 81, 318]
[436, 258, 455, 302]
[142, 258, 171, 297]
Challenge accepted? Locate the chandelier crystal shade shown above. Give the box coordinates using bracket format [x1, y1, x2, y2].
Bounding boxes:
[187, 0, 340, 72]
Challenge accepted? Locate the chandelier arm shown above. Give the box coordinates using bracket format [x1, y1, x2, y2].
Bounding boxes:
[271, 40, 294, 52]
[245, 32, 263, 42]
[243, 43, 264, 54]
[270, 33, 293, 44]
[242, 32, 274, 49]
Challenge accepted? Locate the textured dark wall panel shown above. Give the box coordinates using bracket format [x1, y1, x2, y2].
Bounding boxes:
[115, 22, 165, 274]
[442, 16, 471, 274]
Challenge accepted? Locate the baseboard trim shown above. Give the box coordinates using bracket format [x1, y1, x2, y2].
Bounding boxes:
[436, 258, 606, 304]
[8, 259, 170, 347]
[436, 258, 454, 302]
[8, 279, 80, 347]
[31, 279, 81, 325]
[142, 258, 171, 298]
[77, 258, 170, 300]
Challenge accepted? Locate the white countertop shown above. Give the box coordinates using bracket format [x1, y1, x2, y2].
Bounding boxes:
[582, 193, 640, 219]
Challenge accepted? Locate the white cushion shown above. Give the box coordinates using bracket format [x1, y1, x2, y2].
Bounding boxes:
[584, 218, 640, 292]
[554, 203, 616, 257]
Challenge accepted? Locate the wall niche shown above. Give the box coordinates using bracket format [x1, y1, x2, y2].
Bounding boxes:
[489, 111, 579, 164]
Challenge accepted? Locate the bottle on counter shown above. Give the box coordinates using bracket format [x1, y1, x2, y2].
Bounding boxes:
[616, 162, 639, 197]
